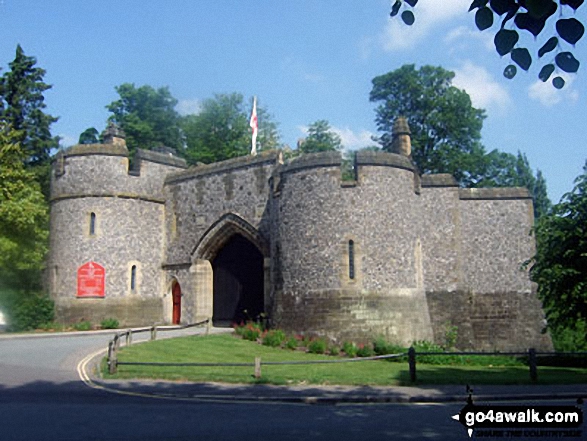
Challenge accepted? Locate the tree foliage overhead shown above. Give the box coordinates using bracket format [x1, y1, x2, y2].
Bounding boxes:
[106, 83, 184, 155]
[0, 45, 58, 167]
[370, 64, 487, 187]
[298, 120, 343, 154]
[529, 161, 587, 340]
[181, 93, 280, 164]
[390, 0, 584, 88]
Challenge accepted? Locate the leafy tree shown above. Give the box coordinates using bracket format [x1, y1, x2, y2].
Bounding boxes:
[0, 123, 48, 290]
[370, 64, 487, 187]
[181, 93, 280, 164]
[106, 83, 184, 155]
[480, 150, 551, 218]
[0, 45, 58, 166]
[529, 161, 587, 349]
[298, 120, 343, 154]
[78, 127, 100, 144]
[390, 1, 584, 88]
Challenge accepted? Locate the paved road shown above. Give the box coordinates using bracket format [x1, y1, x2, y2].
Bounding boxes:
[0, 331, 583, 440]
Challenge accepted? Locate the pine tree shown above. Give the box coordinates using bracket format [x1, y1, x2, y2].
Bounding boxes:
[0, 45, 58, 166]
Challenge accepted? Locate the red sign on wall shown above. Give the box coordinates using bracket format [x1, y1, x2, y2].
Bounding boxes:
[77, 262, 105, 297]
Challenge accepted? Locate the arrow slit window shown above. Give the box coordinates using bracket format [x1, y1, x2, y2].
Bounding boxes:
[89, 212, 96, 236]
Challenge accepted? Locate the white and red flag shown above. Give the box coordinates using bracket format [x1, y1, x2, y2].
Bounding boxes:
[250, 96, 258, 156]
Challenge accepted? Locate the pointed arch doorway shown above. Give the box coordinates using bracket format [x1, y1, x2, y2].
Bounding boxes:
[212, 233, 264, 325]
[191, 213, 269, 327]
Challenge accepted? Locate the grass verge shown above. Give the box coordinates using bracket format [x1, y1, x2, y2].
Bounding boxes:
[102, 334, 587, 386]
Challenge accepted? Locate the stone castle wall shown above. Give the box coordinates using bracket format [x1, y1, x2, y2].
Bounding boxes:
[47, 143, 551, 350]
[48, 144, 186, 326]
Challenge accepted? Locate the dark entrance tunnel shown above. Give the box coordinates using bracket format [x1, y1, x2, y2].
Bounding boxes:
[212, 234, 264, 325]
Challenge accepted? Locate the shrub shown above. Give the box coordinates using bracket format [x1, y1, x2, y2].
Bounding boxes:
[308, 338, 327, 354]
[241, 322, 262, 341]
[262, 329, 286, 347]
[342, 341, 357, 357]
[443, 322, 459, 350]
[100, 318, 119, 329]
[356, 343, 374, 357]
[37, 321, 65, 332]
[10, 293, 54, 331]
[285, 336, 298, 350]
[373, 337, 408, 361]
[73, 320, 92, 331]
[328, 345, 340, 356]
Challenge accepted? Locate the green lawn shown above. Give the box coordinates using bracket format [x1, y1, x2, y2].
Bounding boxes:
[103, 334, 587, 386]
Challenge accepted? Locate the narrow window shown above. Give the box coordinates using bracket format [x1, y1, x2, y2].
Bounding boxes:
[89, 212, 96, 236]
[348, 240, 355, 280]
[130, 265, 137, 291]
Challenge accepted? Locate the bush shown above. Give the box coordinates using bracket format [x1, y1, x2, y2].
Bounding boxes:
[308, 338, 327, 354]
[262, 329, 286, 347]
[241, 322, 263, 341]
[10, 293, 54, 331]
[342, 341, 357, 357]
[100, 318, 119, 329]
[285, 336, 298, 350]
[328, 345, 340, 356]
[373, 337, 405, 358]
[551, 321, 587, 352]
[37, 321, 65, 332]
[356, 343, 374, 357]
[73, 320, 92, 331]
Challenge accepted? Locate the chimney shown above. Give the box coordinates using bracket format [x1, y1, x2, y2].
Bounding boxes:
[102, 121, 126, 147]
[391, 117, 411, 157]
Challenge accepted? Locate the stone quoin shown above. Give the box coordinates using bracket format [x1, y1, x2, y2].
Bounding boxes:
[47, 119, 552, 351]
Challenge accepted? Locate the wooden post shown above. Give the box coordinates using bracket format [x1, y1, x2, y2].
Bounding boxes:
[126, 329, 132, 346]
[254, 357, 261, 379]
[408, 347, 417, 383]
[528, 348, 538, 382]
[206, 318, 212, 335]
[114, 333, 120, 351]
[151, 326, 157, 341]
[108, 341, 118, 374]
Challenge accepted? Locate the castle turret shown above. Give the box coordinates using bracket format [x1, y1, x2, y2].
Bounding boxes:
[391, 117, 411, 157]
[102, 121, 126, 147]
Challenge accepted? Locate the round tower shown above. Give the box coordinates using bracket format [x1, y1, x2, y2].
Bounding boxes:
[270, 149, 433, 345]
[48, 126, 186, 326]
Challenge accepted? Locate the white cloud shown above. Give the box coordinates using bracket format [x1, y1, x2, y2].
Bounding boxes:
[381, 0, 470, 51]
[298, 125, 376, 150]
[444, 25, 494, 52]
[528, 75, 579, 107]
[59, 134, 77, 147]
[176, 99, 201, 116]
[331, 126, 376, 150]
[452, 62, 511, 112]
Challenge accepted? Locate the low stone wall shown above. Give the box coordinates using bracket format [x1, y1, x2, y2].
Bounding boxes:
[426, 290, 552, 351]
[54, 297, 163, 328]
[272, 288, 433, 346]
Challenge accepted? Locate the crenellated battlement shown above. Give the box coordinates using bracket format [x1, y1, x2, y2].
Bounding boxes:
[51, 144, 187, 203]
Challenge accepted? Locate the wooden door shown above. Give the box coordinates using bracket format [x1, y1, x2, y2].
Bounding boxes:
[172, 282, 181, 325]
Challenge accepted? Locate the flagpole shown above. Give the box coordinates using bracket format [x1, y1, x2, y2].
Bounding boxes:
[250, 96, 258, 156]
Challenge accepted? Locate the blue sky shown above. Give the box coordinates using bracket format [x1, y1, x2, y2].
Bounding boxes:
[1, 0, 585, 203]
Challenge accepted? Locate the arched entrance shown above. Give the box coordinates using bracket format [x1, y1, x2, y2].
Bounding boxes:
[212, 234, 264, 325]
[172, 280, 181, 325]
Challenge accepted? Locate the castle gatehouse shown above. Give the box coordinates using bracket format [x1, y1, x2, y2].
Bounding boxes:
[48, 122, 552, 351]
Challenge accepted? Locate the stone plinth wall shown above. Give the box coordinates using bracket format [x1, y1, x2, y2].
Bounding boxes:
[426, 290, 552, 351]
[54, 297, 162, 327]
